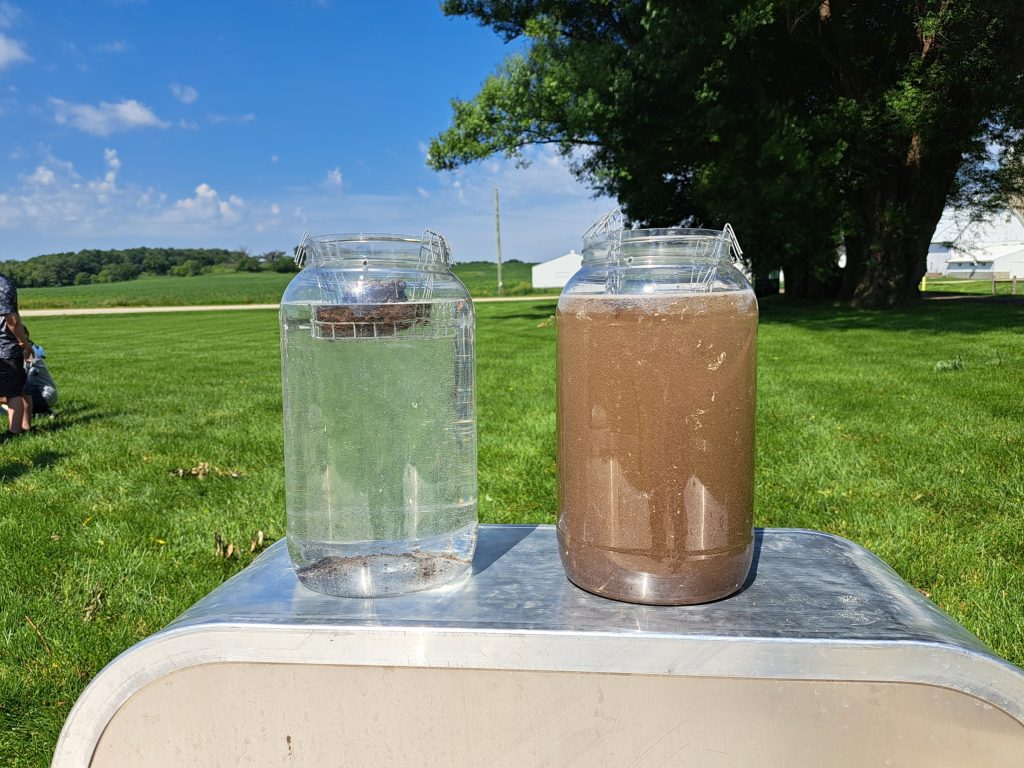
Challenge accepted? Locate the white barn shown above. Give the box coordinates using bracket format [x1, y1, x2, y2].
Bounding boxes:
[929, 207, 1024, 276]
[945, 242, 1024, 280]
[532, 250, 582, 288]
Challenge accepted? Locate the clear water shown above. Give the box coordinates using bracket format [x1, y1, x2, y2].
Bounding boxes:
[281, 299, 477, 597]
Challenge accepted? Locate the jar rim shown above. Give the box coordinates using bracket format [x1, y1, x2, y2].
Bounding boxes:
[583, 227, 726, 248]
[582, 227, 735, 264]
[309, 233, 421, 245]
[299, 231, 452, 267]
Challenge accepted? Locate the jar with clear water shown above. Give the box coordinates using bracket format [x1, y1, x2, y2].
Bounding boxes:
[280, 232, 477, 597]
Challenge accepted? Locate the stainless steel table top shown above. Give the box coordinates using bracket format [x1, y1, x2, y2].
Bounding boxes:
[53, 526, 1024, 768]
[172, 525, 987, 646]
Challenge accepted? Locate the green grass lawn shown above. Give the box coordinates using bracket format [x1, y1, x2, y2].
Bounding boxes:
[2, 297, 1023, 766]
[924, 277, 1023, 296]
[17, 262, 552, 310]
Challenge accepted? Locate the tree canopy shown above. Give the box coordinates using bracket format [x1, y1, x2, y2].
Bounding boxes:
[429, 1, 1024, 306]
[0, 247, 297, 288]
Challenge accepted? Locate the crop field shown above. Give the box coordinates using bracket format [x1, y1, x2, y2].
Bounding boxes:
[17, 261, 548, 310]
[2, 297, 1023, 766]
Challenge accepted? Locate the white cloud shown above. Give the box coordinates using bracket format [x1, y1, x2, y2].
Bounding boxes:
[0, 32, 29, 69]
[0, 193, 18, 227]
[51, 98, 168, 136]
[324, 167, 342, 187]
[94, 40, 128, 54]
[256, 202, 284, 233]
[19, 148, 77, 189]
[270, 154, 279, 164]
[0, 145, 613, 261]
[170, 82, 198, 104]
[168, 183, 245, 224]
[0, 2, 24, 29]
[88, 148, 120, 196]
[178, 118, 198, 130]
[209, 113, 255, 125]
[24, 166, 55, 186]
[0, 148, 255, 253]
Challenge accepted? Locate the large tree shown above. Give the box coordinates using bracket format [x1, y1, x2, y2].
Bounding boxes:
[429, 1, 1024, 306]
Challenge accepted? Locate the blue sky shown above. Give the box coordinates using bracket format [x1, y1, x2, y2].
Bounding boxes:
[0, 0, 612, 261]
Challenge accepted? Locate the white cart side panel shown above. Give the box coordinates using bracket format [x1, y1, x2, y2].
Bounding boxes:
[91, 663, 1024, 768]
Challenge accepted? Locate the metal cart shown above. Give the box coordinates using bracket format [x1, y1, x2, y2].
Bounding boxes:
[53, 526, 1024, 767]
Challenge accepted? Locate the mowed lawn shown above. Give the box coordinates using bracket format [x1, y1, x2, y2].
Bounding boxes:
[923, 277, 1023, 297]
[2, 298, 1024, 766]
[16, 261, 547, 310]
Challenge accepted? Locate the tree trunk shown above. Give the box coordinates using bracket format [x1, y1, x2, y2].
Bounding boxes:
[781, 254, 839, 300]
[840, 149, 960, 308]
[841, 212, 931, 307]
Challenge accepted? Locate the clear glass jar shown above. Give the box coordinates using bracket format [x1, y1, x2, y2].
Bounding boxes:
[556, 222, 757, 604]
[280, 232, 477, 597]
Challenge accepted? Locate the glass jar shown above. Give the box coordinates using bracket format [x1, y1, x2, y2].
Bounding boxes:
[280, 232, 477, 597]
[556, 220, 757, 604]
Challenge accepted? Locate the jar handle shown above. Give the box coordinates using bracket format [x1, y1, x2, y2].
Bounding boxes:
[419, 229, 451, 266]
[408, 229, 451, 302]
[294, 231, 312, 267]
[582, 209, 624, 242]
[723, 223, 744, 261]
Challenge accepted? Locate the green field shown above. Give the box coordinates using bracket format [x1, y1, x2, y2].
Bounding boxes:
[3, 297, 1024, 766]
[17, 269, 1018, 312]
[17, 261, 549, 310]
[923, 277, 1023, 297]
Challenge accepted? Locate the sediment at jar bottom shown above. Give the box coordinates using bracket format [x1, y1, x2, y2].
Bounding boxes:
[556, 292, 757, 604]
[296, 550, 473, 598]
[557, 527, 753, 604]
[290, 523, 478, 598]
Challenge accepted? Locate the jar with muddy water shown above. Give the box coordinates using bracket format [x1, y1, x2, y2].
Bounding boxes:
[557, 217, 757, 604]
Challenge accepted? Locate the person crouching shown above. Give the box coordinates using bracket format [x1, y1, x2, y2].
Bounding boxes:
[0, 271, 31, 437]
[26, 341, 57, 415]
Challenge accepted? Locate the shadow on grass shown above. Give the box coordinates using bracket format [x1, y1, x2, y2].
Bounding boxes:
[0, 449, 62, 482]
[758, 295, 1024, 335]
[34, 403, 109, 435]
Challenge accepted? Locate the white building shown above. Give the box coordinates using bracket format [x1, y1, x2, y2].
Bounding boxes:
[532, 250, 582, 288]
[944, 242, 1024, 279]
[929, 207, 1024, 276]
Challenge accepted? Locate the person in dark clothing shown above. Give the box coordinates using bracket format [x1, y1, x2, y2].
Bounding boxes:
[0, 272, 32, 436]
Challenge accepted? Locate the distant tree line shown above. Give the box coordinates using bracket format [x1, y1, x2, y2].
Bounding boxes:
[0, 247, 299, 288]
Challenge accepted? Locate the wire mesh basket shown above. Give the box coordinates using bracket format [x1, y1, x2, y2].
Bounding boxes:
[294, 230, 458, 340]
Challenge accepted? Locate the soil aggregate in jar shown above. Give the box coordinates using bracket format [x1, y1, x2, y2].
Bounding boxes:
[556, 292, 757, 605]
[314, 280, 432, 338]
[297, 551, 471, 597]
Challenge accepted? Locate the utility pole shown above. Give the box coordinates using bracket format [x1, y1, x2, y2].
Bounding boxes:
[494, 187, 504, 296]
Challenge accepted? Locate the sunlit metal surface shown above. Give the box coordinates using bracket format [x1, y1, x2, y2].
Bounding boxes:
[53, 526, 1024, 767]
[166, 526, 1011, 647]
